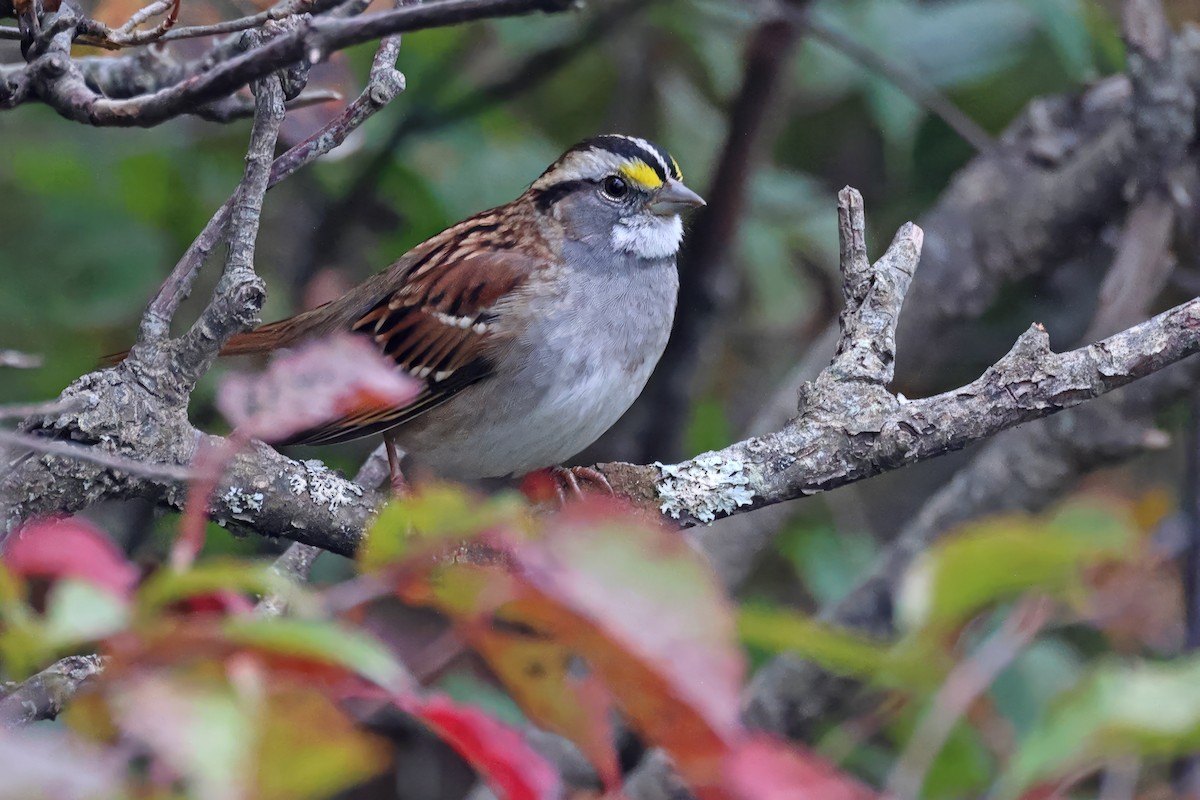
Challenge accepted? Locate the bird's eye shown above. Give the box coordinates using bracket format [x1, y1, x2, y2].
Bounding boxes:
[601, 175, 629, 200]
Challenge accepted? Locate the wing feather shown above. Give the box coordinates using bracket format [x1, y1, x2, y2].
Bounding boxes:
[277, 210, 548, 447]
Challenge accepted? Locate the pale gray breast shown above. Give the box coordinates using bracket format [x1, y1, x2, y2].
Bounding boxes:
[533, 242, 679, 382]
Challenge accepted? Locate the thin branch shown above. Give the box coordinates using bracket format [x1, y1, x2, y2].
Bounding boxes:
[193, 86, 342, 123]
[170, 64, 283, 387]
[136, 14, 407, 345]
[0, 654, 107, 728]
[104, 0, 180, 47]
[0, 428, 195, 482]
[10, 0, 574, 127]
[802, 12, 994, 154]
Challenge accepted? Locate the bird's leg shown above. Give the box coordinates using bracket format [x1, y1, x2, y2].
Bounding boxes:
[521, 465, 614, 504]
[384, 437, 408, 496]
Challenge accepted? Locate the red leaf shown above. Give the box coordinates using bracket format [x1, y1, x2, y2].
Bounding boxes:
[3, 517, 137, 598]
[216, 333, 420, 443]
[511, 499, 744, 789]
[402, 693, 560, 800]
[722, 738, 877, 800]
[170, 590, 255, 616]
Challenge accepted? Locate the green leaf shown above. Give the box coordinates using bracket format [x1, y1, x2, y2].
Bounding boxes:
[221, 618, 410, 691]
[1018, 0, 1096, 79]
[42, 580, 129, 647]
[997, 656, 1200, 799]
[255, 687, 390, 800]
[896, 503, 1133, 632]
[738, 606, 938, 690]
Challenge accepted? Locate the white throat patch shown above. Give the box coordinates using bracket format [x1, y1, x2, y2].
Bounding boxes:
[611, 213, 683, 260]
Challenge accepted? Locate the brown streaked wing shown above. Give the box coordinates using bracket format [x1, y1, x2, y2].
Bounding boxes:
[277, 216, 546, 446]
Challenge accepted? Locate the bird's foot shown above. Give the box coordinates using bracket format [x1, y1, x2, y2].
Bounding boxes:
[521, 465, 613, 505]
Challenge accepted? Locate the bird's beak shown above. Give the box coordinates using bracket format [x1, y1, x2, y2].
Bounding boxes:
[649, 178, 706, 216]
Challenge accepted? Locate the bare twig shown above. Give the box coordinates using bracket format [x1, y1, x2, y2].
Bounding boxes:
[170, 67, 282, 387]
[104, 0, 180, 47]
[194, 87, 342, 123]
[136, 11, 407, 345]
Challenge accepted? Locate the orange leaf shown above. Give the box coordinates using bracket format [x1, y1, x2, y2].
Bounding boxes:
[469, 618, 620, 790]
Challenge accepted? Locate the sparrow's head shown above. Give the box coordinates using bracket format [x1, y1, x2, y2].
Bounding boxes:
[529, 134, 705, 261]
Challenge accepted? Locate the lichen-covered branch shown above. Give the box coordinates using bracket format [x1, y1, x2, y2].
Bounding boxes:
[601, 298, 1200, 528]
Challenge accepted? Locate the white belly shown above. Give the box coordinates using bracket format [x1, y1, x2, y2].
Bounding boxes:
[399, 352, 655, 479]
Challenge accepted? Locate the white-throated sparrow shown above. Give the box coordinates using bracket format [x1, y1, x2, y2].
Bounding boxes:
[221, 134, 704, 483]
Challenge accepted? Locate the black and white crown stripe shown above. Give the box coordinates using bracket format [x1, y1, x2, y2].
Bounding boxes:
[530, 135, 682, 191]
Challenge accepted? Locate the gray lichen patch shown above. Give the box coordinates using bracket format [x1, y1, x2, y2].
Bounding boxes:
[655, 453, 755, 523]
[288, 459, 363, 514]
[222, 486, 265, 515]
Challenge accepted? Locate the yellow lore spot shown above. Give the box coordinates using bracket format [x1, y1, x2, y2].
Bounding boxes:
[618, 161, 664, 190]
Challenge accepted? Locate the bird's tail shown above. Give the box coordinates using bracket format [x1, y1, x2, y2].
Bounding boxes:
[101, 307, 328, 366]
